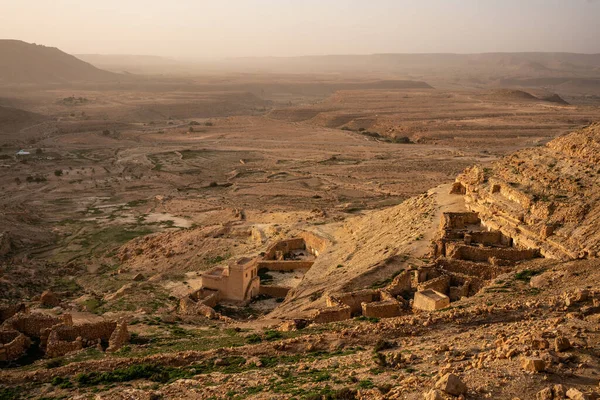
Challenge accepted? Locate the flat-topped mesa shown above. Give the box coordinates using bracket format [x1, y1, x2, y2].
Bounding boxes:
[453, 123, 600, 260]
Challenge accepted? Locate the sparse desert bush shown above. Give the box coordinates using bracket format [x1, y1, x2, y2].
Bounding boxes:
[373, 339, 394, 352]
[54, 169, 63, 176]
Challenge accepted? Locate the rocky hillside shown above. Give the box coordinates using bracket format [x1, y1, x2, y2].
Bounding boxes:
[0, 40, 119, 84]
[456, 123, 600, 260]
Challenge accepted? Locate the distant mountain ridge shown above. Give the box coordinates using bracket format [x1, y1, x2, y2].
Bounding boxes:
[0, 40, 120, 84]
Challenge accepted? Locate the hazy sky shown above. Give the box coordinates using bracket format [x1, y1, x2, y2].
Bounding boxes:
[1, 0, 599, 58]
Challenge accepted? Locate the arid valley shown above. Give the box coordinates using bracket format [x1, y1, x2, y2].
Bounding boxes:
[1, 36, 600, 400]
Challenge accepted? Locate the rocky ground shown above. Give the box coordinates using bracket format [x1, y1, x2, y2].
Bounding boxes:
[1, 258, 599, 399]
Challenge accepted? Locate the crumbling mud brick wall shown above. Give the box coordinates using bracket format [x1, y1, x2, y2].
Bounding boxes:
[45, 320, 129, 358]
[45, 330, 83, 358]
[299, 232, 329, 257]
[450, 182, 466, 195]
[0, 330, 31, 362]
[189, 288, 220, 308]
[435, 258, 510, 281]
[445, 242, 539, 262]
[465, 231, 512, 247]
[413, 265, 444, 287]
[385, 270, 412, 297]
[0, 303, 26, 324]
[263, 238, 307, 260]
[312, 305, 351, 324]
[107, 321, 130, 353]
[331, 289, 380, 315]
[2, 312, 69, 339]
[417, 275, 450, 294]
[361, 300, 402, 318]
[179, 297, 217, 319]
[489, 180, 533, 209]
[259, 285, 290, 298]
[256, 260, 314, 271]
[440, 212, 481, 231]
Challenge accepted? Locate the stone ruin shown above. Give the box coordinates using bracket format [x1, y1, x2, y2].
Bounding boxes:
[433, 211, 540, 265]
[179, 288, 219, 319]
[310, 212, 535, 323]
[313, 270, 413, 323]
[0, 310, 129, 362]
[0, 329, 31, 362]
[186, 232, 329, 316]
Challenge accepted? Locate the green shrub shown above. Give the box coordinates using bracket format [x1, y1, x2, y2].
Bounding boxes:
[264, 330, 283, 341]
[515, 269, 543, 282]
[246, 333, 262, 344]
[373, 339, 394, 352]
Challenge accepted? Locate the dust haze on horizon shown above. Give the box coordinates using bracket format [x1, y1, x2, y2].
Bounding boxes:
[1, 0, 600, 60]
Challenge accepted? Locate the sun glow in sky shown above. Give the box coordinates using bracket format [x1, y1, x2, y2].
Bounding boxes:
[1, 0, 599, 58]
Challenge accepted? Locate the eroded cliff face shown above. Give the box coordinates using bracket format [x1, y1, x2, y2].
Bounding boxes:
[456, 123, 600, 260]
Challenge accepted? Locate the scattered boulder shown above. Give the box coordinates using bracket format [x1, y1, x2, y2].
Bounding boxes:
[40, 290, 60, 307]
[132, 273, 145, 282]
[554, 336, 571, 352]
[553, 385, 567, 398]
[566, 388, 589, 400]
[536, 388, 553, 400]
[521, 357, 545, 372]
[530, 273, 552, 289]
[532, 338, 550, 350]
[435, 373, 467, 396]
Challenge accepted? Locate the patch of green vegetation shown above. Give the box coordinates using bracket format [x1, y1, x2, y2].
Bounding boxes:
[75, 364, 197, 386]
[354, 316, 380, 323]
[51, 277, 82, 293]
[514, 269, 544, 282]
[81, 298, 104, 313]
[264, 330, 283, 341]
[79, 225, 153, 250]
[206, 253, 231, 265]
[0, 387, 23, 400]
[357, 379, 375, 389]
[245, 333, 262, 344]
[51, 376, 73, 389]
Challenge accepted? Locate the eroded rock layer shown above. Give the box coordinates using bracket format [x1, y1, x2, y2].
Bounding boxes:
[456, 123, 600, 260]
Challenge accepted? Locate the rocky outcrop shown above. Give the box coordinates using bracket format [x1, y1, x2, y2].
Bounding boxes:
[455, 124, 600, 260]
[40, 290, 60, 307]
